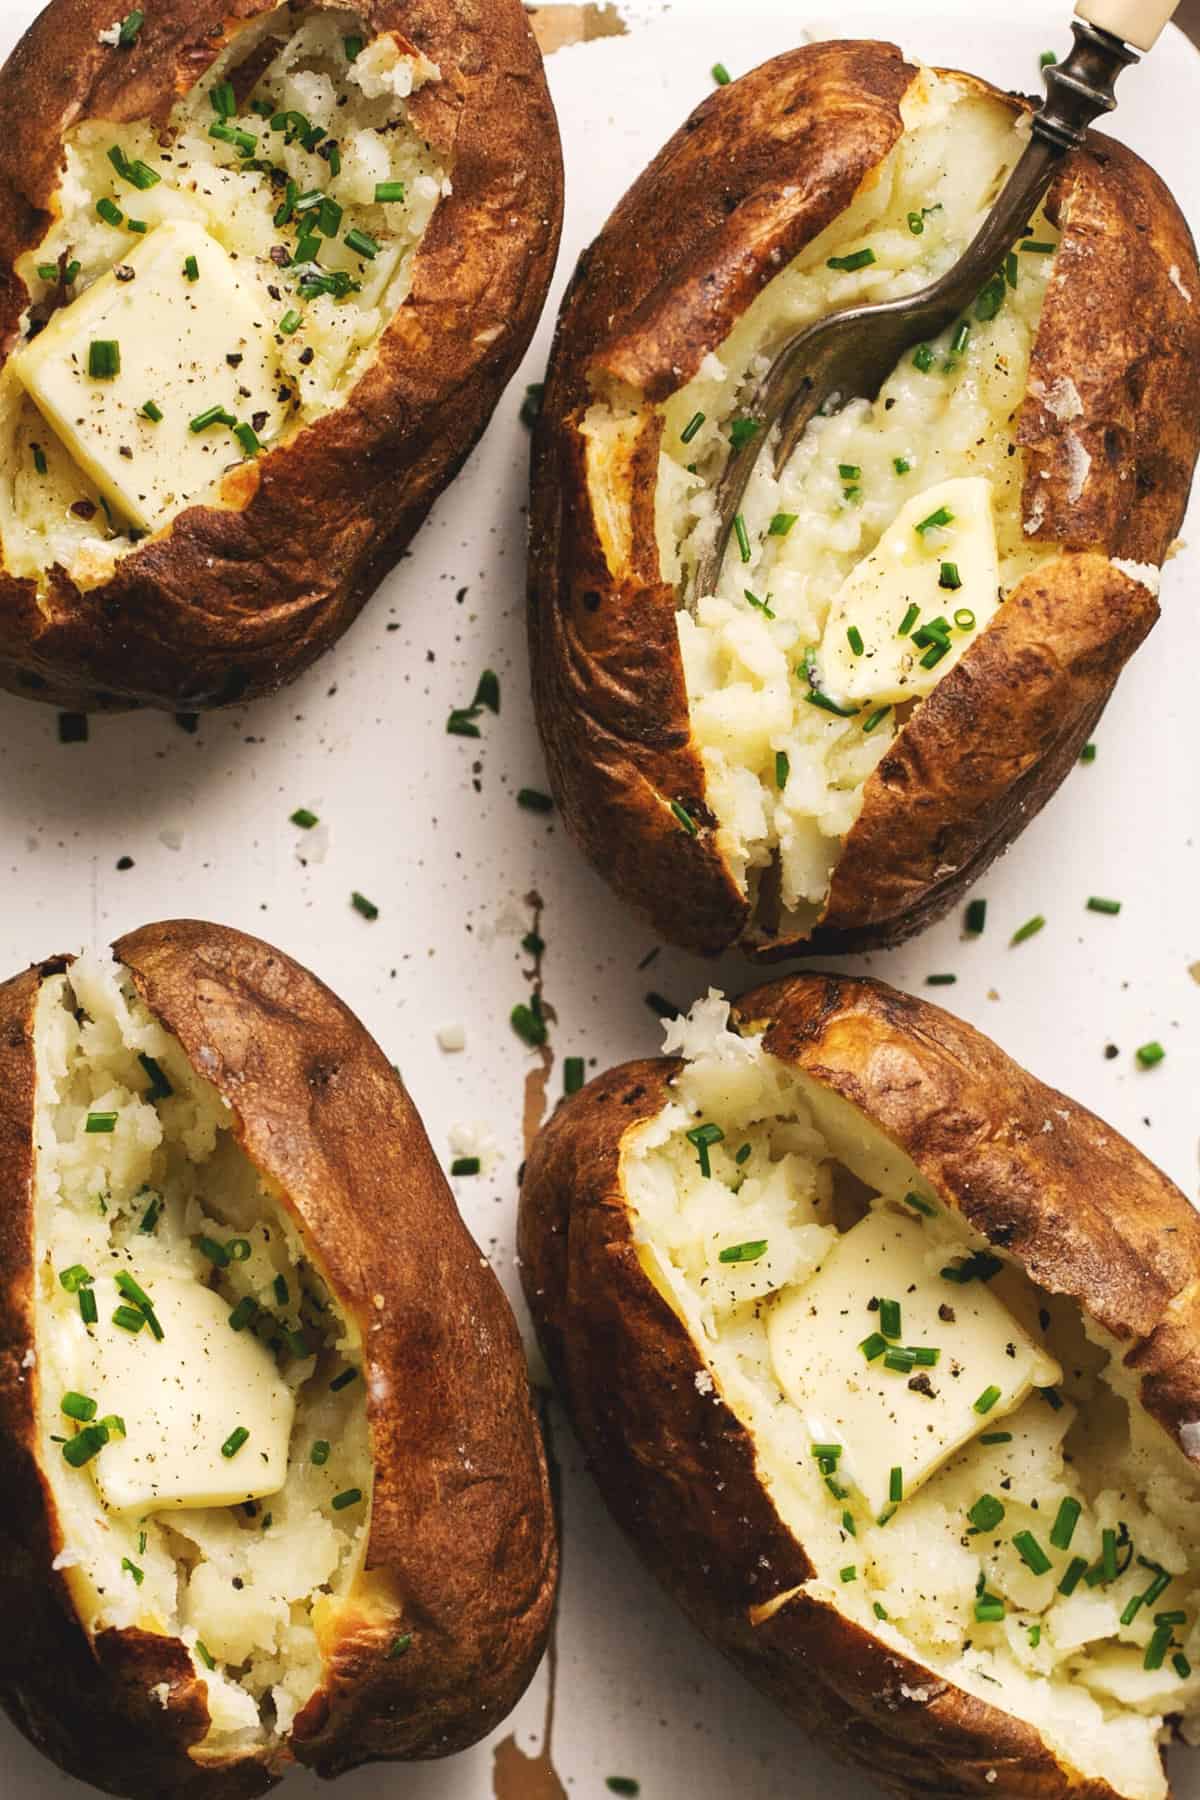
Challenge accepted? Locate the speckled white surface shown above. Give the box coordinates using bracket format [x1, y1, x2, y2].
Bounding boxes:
[1, 2, 1198, 1796]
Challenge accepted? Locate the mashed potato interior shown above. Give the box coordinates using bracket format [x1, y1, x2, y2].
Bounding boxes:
[33, 953, 372, 1754]
[624, 993, 1200, 1800]
[0, 7, 448, 587]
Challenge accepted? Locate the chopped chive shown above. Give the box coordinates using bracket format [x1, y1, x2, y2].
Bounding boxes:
[1101, 1528, 1118, 1582]
[1040, 49, 1057, 67]
[511, 1002, 547, 1047]
[96, 197, 124, 227]
[878, 1299, 901, 1340]
[907, 1345, 940, 1366]
[862, 706, 890, 734]
[1145, 1625, 1173, 1671]
[224, 1239, 251, 1263]
[902, 1191, 935, 1216]
[915, 505, 954, 536]
[1039, 1386, 1065, 1411]
[846, 625, 864, 657]
[279, 309, 302, 336]
[974, 1597, 1005, 1622]
[873, 1601, 888, 1620]
[36, 262, 59, 282]
[980, 1432, 1012, 1445]
[733, 1142, 752, 1167]
[711, 62, 731, 84]
[121, 1557, 144, 1585]
[973, 1385, 1002, 1415]
[839, 1565, 857, 1582]
[351, 892, 379, 921]
[80, 1287, 98, 1325]
[686, 1121, 724, 1178]
[680, 411, 705, 444]
[564, 1056, 585, 1095]
[330, 1367, 358, 1392]
[117, 8, 143, 43]
[950, 321, 970, 357]
[198, 1235, 230, 1267]
[938, 561, 962, 591]
[1138, 1559, 1172, 1606]
[670, 799, 698, 836]
[84, 1109, 118, 1133]
[893, 456, 911, 474]
[912, 343, 935, 372]
[965, 898, 987, 934]
[729, 416, 760, 450]
[926, 974, 956, 987]
[62, 1392, 97, 1422]
[189, 405, 236, 433]
[1011, 914, 1045, 946]
[841, 1509, 856, 1536]
[86, 342, 120, 380]
[32, 440, 48, 474]
[272, 1275, 289, 1308]
[897, 602, 920, 636]
[743, 588, 775, 618]
[233, 422, 260, 457]
[827, 249, 876, 272]
[806, 690, 860, 718]
[1086, 896, 1121, 915]
[732, 513, 751, 563]
[974, 273, 1007, 322]
[63, 1424, 109, 1466]
[1006, 251, 1019, 289]
[290, 807, 318, 829]
[331, 1487, 363, 1510]
[888, 1467, 903, 1505]
[1136, 1041, 1165, 1068]
[344, 227, 379, 260]
[195, 1640, 216, 1669]
[139, 399, 163, 423]
[112, 1304, 146, 1332]
[1175, 1653, 1193, 1678]
[183, 254, 199, 280]
[774, 749, 789, 788]
[1050, 1498, 1082, 1550]
[220, 1427, 249, 1459]
[1028, 1623, 1042, 1647]
[1020, 240, 1056, 255]
[343, 32, 363, 57]
[446, 708, 481, 738]
[859, 1332, 887, 1362]
[968, 1494, 1005, 1531]
[717, 1239, 767, 1265]
[811, 1444, 841, 1464]
[374, 181, 407, 203]
[389, 1633, 414, 1658]
[1058, 1556, 1088, 1595]
[311, 1440, 331, 1465]
[1121, 1593, 1145, 1627]
[138, 1195, 161, 1233]
[451, 1156, 481, 1176]
[1013, 1530, 1052, 1576]
[139, 1053, 172, 1099]
[228, 1296, 258, 1332]
[210, 79, 235, 118]
[953, 607, 976, 630]
[767, 511, 796, 536]
[907, 210, 924, 234]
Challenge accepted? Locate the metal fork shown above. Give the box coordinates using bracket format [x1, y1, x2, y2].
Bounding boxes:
[693, 0, 1181, 601]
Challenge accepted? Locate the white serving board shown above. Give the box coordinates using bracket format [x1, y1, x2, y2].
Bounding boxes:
[0, 1, 1197, 1796]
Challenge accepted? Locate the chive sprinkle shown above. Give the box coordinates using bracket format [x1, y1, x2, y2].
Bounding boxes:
[729, 416, 760, 450]
[806, 690, 859, 718]
[1011, 914, 1045, 946]
[897, 602, 920, 636]
[117, 8, 143, 43]
[840, 1565, 857, 1582]
[1021, 240, 1056, 255]
[975, 1596, 1005, 1623]
[862, 706, 890, 734]
[968, 1494, 1006, 1531]
[63, 1424, 109, 1466]
[1145, 1624, 1173, 1671]
[827, 249, 876, 272]
[732, 513, 751, 563]
[86, 342, 120, 380]
[1086, 896, 1121, 915]
[344, 227, 379, 260]
[686, 1121, 724, 1178]
[1013, 1530, 1052, 1576]
[965, 898, 987, 934]
[888, 1467, 903, 1504]
[96, 197, 124, 226]
[902, 1191, 935, 1216]
[953, 608, 975, 630]
[85, 1109, 118, 1132]
[973, 1385, 1002, 1415]
[767, 512, 796, 536]
[564, 1056, 585, 1095]
[112, 1304, 145, 1332]
[980, 1432, 1012, 1445]
[189, 405, 235, 433]
[331, 1487, 363, 1510]
[680, 411, 705, 444]
[939, 561, 962, 591]
[1137, 1041, 1165, 1068]
[670, 799, 698, 836]
[80, 1288, 98, 1325]
[860, 1332, 887, 1362]
[351, 892, 379, 921]
[912, 343, 935, 372]
[330, 1367, 358, 1392]
[389, 1633, 414, 1659]
[374, 181, 406, 203]
[1058, 1556, 1089, 1595]
[774, 749, 789, 788]
[1050, 1497, 1082, 1549]
[228, 1296, 258, 1332]
[893, 456, 911, 474]
[915, 505, 953, 536]
[279, 310, 302, 336]
[717, 1239, 767, 1265]
[846, 625, 864, 656]
[511, 1002, 547, 1047]
[311, 1440, 331, 1465]
[183, 254, 199, 281]
[62, 1392, 97, 1421]
[450, 1156, 481, 1176]
[878, 1299, 901, 1340]
[711, 63, 731, 84]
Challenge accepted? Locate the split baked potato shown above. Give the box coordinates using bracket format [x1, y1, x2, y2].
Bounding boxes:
[0, 0, 562, 711]
[528, 40, 1200, 956]
[0, 920, 557, 1798]
[521, 975, 1200, 1800]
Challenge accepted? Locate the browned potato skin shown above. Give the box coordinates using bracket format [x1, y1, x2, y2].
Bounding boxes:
[528, 41, 1200, 958]
[0, 0, 563, 712]
[0, 921, 557, 1799]
[519, 971, 1200, 1799]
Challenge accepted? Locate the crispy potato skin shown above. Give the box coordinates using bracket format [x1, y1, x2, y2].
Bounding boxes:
[528, 41, 1200, 958]
[518, 971, 1200, 1799]
[0, 0, 563, 712]
[0, 921, 557, 1798]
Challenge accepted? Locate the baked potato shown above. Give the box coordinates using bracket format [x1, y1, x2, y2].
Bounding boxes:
[520, 974, 1200, 1800]
[0, 0, 562, 712]
[0, 920, 557, 1798]
[528, 40, 1200, 957]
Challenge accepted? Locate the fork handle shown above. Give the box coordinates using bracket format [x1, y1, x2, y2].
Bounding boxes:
[1075, 0, 1181, 52]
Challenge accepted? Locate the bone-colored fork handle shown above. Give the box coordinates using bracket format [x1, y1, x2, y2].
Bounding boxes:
[1076, 0, 1181, 51]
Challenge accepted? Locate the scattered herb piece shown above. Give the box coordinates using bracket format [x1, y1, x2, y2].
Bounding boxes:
[717, 1239, 767, 1265]
[1011, 914, 1045, 946]
[351, 892, 379, 921]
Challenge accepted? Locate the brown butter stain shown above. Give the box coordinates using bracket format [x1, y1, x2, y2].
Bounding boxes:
[526, 2, 627, 55]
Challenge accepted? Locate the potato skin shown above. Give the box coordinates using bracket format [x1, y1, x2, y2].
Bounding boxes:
[0, 921, 557, 1798]
[528, 41, 1200, 958]
[518, 971, 1200, 1799]
[0, 0, 563, 712]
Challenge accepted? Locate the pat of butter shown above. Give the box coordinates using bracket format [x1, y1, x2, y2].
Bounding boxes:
[78, 1275, 294, 1514]
[767, 1207, 1060, 1516]
[818, 476, 1000, 708]
[11, 221, 282, 532]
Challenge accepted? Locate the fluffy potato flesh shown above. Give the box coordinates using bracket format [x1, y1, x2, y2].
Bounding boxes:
[625, 993, 1200, 1800]
[597, 70, 1071, 933]
[34, 953, 372, 1753]
[0, 7, 448, 588]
